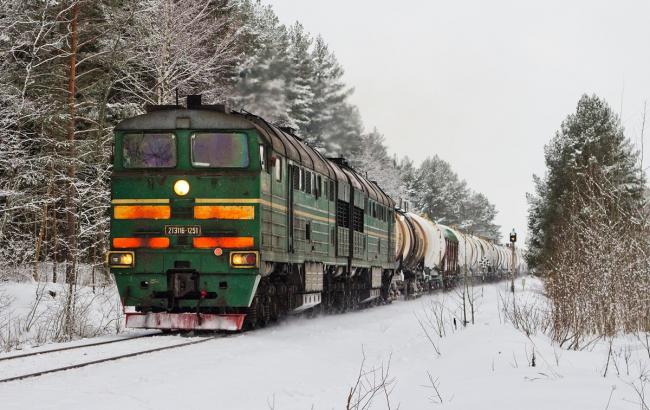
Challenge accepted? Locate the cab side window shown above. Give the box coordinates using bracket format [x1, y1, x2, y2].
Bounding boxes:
[316, 176, 322, 198]
[305, 171, 312, 194]
[292, 165, 300, 190]
[274, 156, 282, 181]
[299, 168, 305, 191]
[259, 145, 267, 172]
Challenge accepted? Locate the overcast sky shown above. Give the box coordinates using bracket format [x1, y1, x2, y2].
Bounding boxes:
[267, 0, 650, 243]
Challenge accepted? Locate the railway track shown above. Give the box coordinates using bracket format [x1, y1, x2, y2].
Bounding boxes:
[0, 332, 225, 384]
[0, 331, 162, 363]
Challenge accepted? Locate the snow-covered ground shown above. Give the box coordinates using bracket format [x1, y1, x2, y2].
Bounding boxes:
[0, 277, 648, 409]
[0, 280, 122, 351]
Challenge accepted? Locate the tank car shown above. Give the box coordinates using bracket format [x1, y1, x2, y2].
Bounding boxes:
[393, 211, 460, 294]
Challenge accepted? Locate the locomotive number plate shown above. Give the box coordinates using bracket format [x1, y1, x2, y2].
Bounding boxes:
[164, 225, 201, 236]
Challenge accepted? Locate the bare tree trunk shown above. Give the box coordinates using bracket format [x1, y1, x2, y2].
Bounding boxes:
[52, 206, 59, 283]
[64, 1, 79, 338]
[33, 171, 54, 281]
[95, 79, 112, 286]
[65, 1, 78, 285]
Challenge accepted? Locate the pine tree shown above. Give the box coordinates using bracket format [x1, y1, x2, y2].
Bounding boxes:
[396, 157, 418, 206]
[230, 0, 292, 124]
[304, 36, 352, 151]
[413, 155, 469, 225]
[229, 5, 362, 156]
[460, 192, 500, 240]
[530, 95, 650, 338]
[349, 128, 402, 198]
[284, 22, 314, 133]
[526, 94, 645, 269]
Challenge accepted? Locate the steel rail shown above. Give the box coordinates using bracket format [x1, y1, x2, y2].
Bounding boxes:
[0, 335, 223, 384]
[0, 332, 162, 363]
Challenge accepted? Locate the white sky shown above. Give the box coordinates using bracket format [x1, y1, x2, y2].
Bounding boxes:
[267, 0, 650, 243]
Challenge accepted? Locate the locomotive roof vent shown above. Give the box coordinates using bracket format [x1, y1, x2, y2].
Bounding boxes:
[186, 94, 202, 108]
[144, 104, 181, 113]
[186, 94, 231, 113]
[328, 157, 349, 167]
[278, 126, 296, 134]
[278, 126, 303, 141]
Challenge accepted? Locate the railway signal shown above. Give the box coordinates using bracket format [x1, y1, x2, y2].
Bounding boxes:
[510, 229, 516, 293]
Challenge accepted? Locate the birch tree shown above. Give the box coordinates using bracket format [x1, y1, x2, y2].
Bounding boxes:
[115, 0, 238, 106]
[0, 0, 75, 277]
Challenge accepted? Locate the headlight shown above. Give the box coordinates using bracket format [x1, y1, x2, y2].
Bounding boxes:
[173, 179, 190, 196]
[107, 251, 135, 268]
[230, 251, 258, 268]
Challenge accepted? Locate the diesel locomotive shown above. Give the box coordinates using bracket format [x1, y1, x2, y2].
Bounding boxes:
[107, 96, 523, 331]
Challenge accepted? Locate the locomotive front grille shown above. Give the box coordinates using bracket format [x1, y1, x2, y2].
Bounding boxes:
[172, 206, 193, 218]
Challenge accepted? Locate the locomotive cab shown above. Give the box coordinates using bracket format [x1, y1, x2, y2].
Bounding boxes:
[108, 107, 265, 331]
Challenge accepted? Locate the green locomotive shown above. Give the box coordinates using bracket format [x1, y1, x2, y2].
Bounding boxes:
[107, 96, 396, 330]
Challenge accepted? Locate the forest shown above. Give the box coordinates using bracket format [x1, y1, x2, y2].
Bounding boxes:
[0, 0, 501, 284]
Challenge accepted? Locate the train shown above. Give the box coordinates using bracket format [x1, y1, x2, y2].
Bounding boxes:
[394, 209, 526, 294]
[107, 95, 525, 331]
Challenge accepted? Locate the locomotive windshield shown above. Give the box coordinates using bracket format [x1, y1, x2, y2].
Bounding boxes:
[122, 133, 176, 168]
[191, 132, 249, 168]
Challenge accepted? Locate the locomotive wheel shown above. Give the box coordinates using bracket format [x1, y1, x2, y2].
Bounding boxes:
[268, 285, 279, 321]
[245, 297, 259, 329]
[343, 294, 349, 313]
[270, 298, 280, 321]
[260, 296, 271, 327]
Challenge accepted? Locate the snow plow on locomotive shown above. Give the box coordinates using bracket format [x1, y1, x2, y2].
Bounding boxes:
[106, 96, 525, 331]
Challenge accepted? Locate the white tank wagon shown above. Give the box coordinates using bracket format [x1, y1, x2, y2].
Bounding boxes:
[493, 243, 503, 271]
[392, 208, 529, 295]
[497, 245, 509, 271]
[394, 212, 431, 295]
[465, 236, 484, 275]
[394, 213, 410, 265]
[393, 211, 462, 291]
[409, 214, 445, 271]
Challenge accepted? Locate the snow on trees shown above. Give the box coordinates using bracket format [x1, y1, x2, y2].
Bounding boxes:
[527, 94, 644, 269]
[115, 0, 238, 106]
[349, 129, 403, 199]
[402, 155, 501, 241]
[230, 5, 362, 155]
[229, 2, 499, 235]
[526, 94, 649, 343]
[0, 0, 504, 341]
[230, 0, 293, 125]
